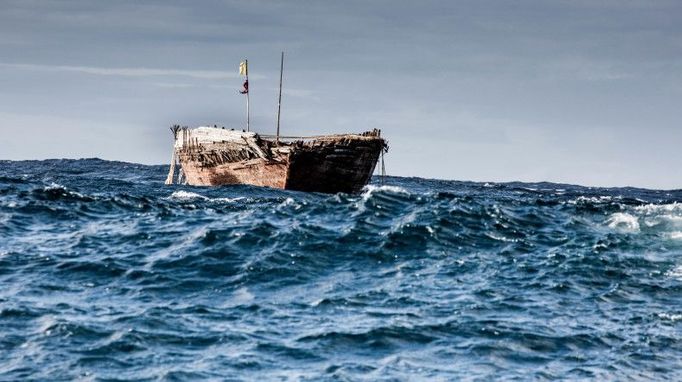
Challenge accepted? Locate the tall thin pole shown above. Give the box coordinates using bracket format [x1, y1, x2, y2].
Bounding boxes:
[245, 59, 250, 132]
[276, 51, 284, 143]
[381, 149, 386, 185]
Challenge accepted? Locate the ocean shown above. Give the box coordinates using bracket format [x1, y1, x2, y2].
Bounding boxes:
[1, 158, 681, 381]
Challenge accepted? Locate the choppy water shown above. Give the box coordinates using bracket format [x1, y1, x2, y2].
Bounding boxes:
[1, 159, 681, 381]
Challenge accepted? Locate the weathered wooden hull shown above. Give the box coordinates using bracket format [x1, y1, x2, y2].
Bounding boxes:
[167, 126, 386, 194]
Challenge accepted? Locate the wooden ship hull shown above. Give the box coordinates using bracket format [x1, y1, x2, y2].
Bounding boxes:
[165, 126, 387, 194]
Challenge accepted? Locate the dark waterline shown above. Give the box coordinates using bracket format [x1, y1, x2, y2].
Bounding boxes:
[1, 158, 681, 380]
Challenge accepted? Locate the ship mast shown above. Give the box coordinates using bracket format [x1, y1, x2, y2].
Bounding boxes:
[239, 59, 250, 131]
[276, 51, 284, 143]
[245, 59, 250, 132]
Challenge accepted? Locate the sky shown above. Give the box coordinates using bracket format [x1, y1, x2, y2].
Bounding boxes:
[1, 0, 681, 189]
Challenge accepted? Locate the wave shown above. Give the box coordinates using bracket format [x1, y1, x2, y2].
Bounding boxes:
[35, 183, 92, 201]
[658, 313, 682, 322]
[168, 190, 244, 204]
[569, 195, 616, 205]
[604, 202, 682, 239]
[2, 159, 682, 380]
[666, 265, 682, 280]
[168, 190, 209, 201]
[667, 232, 682, 240]
[361, 184, 410, 196]
[606, 212, 641, 232]
[635, 202, 682, 215]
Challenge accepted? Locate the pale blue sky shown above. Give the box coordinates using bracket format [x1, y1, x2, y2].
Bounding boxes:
[1, 0, 681, 188]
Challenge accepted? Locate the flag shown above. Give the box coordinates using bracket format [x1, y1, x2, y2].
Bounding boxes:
[239, 60, 247, 76]
[240, 80, 248, 94]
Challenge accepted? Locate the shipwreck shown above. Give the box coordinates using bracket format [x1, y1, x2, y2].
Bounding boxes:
[164, 53, 387, 194]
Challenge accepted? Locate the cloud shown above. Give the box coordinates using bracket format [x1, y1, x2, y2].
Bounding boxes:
[0, 62, 243, 80]
[152, 82, 235, 89]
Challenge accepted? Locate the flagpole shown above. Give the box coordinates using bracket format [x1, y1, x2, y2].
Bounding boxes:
[245, 59, 250, 132]
[276, 51, 284, 143]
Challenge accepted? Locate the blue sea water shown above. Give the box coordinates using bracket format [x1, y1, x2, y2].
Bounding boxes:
[1, 158, 681, 381]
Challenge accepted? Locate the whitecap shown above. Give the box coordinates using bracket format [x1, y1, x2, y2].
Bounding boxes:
[212, 196, 242, 203]
[606, 212, 640, 232]
[642, 214, 682, 226]
[630, 203, 682, 236]
[280, 197, 296, 206]
[667, 232, 682, 240]
[568, 195, 613, 205]
[634, 202, 682, 215]
[232, 287, 254, 304]
[360, 184, 410, 203]
[168, 190, 242, 203]
[666, 265, 682, 280]
[44, 182, 67, 191]
[486, 233, 519, 243]
[44, 182, 87, 198]
[218, 287, 255, 308]
[362, 184, 409, 195]
[658, 312, 682, 322]
[168, 190, 208, 201]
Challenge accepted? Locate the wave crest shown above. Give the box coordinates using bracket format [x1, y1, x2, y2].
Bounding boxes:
[606, 213, 640, 232]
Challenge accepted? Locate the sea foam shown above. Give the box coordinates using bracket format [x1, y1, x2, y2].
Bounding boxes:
[606, 212, 640, 232]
